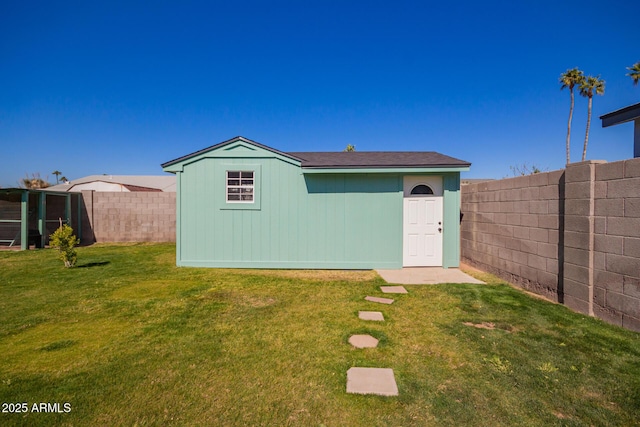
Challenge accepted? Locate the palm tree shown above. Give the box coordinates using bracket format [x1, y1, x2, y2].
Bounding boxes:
[579, 75, 605, 162]
[627, 62, 640, 86]
[560, 68, 585, 164]
[52, 170, 62, 184]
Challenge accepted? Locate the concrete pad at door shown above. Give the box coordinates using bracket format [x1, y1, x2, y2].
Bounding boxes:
[359, 311, 385, 321]
[380, 286, 408, 294]
[347, 367, 399, 396]
[376, 267, 485, 285]
[349, 334, 379, 348]
[365, 296, 394, 304]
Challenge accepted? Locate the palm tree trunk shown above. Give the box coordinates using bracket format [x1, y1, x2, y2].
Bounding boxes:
[582, 96, 592, 162]
[566, 89, 574, 165]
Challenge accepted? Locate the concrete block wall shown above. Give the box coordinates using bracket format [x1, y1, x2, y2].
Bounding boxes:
[462, 158, 640, 332]
[461, 170, 564, 301]
[81, 191, 176, 243]
[592, 158, 640, 331]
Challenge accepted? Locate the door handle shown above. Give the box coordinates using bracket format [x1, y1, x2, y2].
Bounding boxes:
[438, 228, 442, 233]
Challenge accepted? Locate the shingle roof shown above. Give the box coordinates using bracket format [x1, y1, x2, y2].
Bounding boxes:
[161, 136, 470, 170]
[287, 151, 470, 168]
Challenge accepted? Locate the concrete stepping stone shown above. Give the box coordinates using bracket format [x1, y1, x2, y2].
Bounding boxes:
[380, 286, 408, 294]
[346, 367, 399, 396]
[358, 311, 384, 321]
[365, 296, 394, 304]
[348, 334, 379, 348]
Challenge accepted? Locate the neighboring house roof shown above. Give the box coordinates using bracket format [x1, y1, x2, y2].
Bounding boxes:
[47, 175, 176, 192]
[161, 136, 471, 170]
[600, 102, 640, 127]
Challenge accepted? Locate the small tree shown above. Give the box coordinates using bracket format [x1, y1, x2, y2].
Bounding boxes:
[49, 223, 80, 267]
[344, 144, 356, 152]
[627, 61, 640, 86]
[579, 75, 605, 161]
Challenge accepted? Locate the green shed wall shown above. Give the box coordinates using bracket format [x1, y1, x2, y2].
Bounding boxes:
[170, 143, 462, 269]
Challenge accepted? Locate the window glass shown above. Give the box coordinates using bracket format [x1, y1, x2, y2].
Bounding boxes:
[227, 171, 254, 202]
[410, 184, 434, 195]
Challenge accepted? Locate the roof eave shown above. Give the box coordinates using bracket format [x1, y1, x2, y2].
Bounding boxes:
[600, 102, 640, 127]
[301, 165, 470, 174]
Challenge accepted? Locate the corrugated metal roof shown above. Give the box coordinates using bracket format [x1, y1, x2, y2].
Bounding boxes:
[46, 175, 176, 192]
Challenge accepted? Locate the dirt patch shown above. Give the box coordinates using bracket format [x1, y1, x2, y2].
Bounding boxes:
[228, 269, 378, 282]
[463, 321, 496, 330]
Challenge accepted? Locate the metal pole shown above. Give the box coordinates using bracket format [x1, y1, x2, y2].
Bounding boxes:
[20, 191, 29, 250]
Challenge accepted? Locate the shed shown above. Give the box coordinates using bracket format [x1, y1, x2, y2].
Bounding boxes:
[161, 136, 470, 269]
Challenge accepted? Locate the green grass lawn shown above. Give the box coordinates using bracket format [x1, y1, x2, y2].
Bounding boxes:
[1, 243, 639, 426]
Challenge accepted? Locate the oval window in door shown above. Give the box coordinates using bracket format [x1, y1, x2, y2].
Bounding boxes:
[410, 184, 434, 195]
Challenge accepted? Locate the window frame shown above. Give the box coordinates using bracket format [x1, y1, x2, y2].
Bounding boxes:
[219, 164, 261, 211]
[226, 170, 255, 203]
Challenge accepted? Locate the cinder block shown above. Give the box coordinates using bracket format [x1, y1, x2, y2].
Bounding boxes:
[594, 234, 624, 255]
[520, 265, 539, 282]
[565, 182, 592, 199]
[506, 213, 521, 225]
[594, 304, 623, 327]
[624, 279, 640, 299]
[505, 237, 521, 251]
[607, 292, 640, 318]
[520, 240, 538, 255]
[530, 228, 549, 243]
[512, 250, 528, 266]
[564, 231, 589, 249]
[564, 294, 590, 315]
[565, 199, 591, 216]
[594, 287, 606, 306]
[594, 252, 606, 270]
[527, 253, 547, 270]
[564, 247, 590, 267]
[624, 157, 640, 178]
[607, 217, 640, 237]
[538, 270, 557, 287]
[594, 182, 607, 199]
[607, 178, 640, 198]
[529, 172, 550, 187]
[548, 230, 560, 245]
[499, 202, 515, 213]
[564, 263, 590, 284]
[606, 254, 639, 277]
[594, 217, 606, 234]
[547, 258, 559, 274]
[521, 187, 540, 200]
[514, 201, 530, 213]
[513, 227, 530, 240]
[538, 215, 559, 230]
[596, 161, 624, 181]
[625, 198, 640, 217]
[537, 242, 557, 258]
[563, 278, 591, 302]
[520, 214, 538, 227]
[529, 201, 549, 214]
[594, 198, 624, 217]
[546, 170, 565, 185]
[539, 185, 559, 200]
[622, 314, 640, 333]
[566, 161, 603, 182]
[565, 215, 591, 233]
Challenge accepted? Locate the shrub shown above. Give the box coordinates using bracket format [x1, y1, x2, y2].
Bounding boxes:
[49, 224, 80, 267]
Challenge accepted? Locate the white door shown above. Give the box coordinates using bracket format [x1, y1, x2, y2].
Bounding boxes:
[403, 177, 443, 267]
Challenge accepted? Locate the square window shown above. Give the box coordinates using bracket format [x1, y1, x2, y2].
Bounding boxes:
[226, 170, 254, 203]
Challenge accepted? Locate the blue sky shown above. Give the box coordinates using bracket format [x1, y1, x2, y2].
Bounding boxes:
[1, 0, 638, 187]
